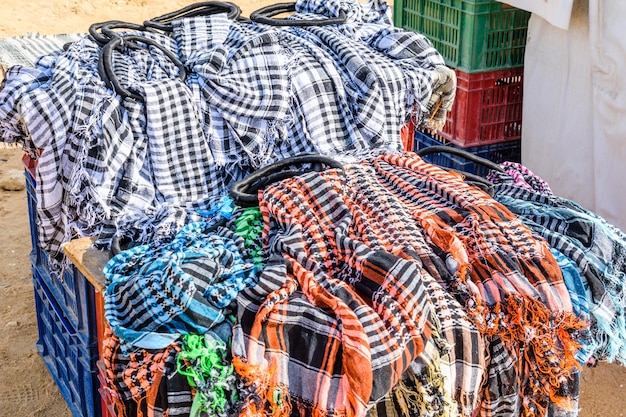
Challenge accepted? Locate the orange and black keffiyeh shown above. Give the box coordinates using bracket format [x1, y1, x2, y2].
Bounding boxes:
[232, 153, 487, 417]
[232, 152, 587, 417]
[367, 153, 588, 416]
[100, 326, 192, 417]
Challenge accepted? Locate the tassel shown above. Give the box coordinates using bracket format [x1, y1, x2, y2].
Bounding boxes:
[232, 356, 292, 417]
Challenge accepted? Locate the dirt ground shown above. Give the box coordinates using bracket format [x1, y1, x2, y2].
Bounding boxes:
[0, 1, 625, 416]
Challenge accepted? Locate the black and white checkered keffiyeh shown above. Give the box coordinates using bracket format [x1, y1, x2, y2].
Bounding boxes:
[172, 8, 447, 164]
[172, 15, 291, 167]
[0, 0, 451, 272]
[0, 39, 117, 270]
[0, 33, 84, 76]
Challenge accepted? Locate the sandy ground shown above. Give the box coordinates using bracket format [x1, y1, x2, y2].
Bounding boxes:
[0, 1, 625, 416]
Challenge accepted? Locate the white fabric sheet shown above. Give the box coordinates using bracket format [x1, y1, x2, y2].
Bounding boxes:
[499, 0, 573, 30]
[521, 0, 626, 231]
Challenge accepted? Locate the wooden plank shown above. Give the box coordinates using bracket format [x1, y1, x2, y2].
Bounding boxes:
[63, 236, 109, 293]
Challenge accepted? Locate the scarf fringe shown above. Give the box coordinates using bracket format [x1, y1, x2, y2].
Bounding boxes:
[476, 294, 588, 417]
[392, 370, 451, 417]
[232, 356, 292, 417]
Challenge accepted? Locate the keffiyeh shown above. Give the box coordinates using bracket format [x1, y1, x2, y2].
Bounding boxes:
[104, 221, 258, 349]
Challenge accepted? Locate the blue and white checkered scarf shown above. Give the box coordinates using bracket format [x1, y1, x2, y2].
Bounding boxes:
[104, 221, 258, 349]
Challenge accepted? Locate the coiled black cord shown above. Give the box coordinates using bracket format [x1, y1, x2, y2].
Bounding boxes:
[250, 2, 346, 27]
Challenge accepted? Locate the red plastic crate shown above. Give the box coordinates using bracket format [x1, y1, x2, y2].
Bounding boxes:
[430, 67, 524, 147]
[22, 152, 37, 179]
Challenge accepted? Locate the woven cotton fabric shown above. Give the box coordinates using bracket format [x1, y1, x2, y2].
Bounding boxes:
[310, 160, 485, 416]
[104, 221, 258, 349]
[101, 326, 193, 417]
[487, 161, 553, 195]
[491, 181, 626, 365]
[172, 15, 291, 167]
[0, 33, 83, 71]
[233, 155, 487, 417]
[362, 153, 589, 417]
[0, 39, 115, 269]
[0, 1, 450, 273]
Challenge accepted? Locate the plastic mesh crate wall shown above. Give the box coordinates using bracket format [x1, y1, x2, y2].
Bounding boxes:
[24, 169, 39, 266]
[33, 266, 100, 417]
[414, 129, 520, 176]
[25, 169, 96, 336]
[394, 0, 530, 72]
[23, 162, 49, 268]
[430, 67, 524, 147]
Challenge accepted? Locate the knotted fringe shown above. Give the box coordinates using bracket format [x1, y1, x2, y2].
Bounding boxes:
[100, 328, 130, 417]
[394, 365, 451, 417]
[176, 334, 239, 417]
[101, 325, 182, 417]
[593, 311, 626, 364]
[232, 356, 292, 417]
[594, 274, 626, 364]
[473, 293, 587, 417]
[366, 333, 459, 417]
[369, 153, 591, 417]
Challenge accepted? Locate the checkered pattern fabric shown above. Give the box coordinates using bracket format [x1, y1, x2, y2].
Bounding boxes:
[1, 38, 116, 271]
[232, 156, 488, 417]
[365, 153, 588, 417]
[492, 182, 626, 365]
[172, 16, 291, 167]
[296, 0, 392, 25]
[104, 222, 257, 349]
[0, 33, 83, 75]
[487, 161, 553, 195]
[0, 4, 450, 269]
[101, 326, 193, 417]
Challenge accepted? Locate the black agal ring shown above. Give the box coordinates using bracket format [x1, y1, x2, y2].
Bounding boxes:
[144, 1, 242, 31]
[250, 2, 346, 27]
[229, 154, 344, 207]
[89, 20, 147, 46]
[100, 35, 187, 101]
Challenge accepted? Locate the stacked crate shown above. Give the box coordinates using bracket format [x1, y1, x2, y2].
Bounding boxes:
[394, 0, 529, 174]
[24, 157, 102, 417]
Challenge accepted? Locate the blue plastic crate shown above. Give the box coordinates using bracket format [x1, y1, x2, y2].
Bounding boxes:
[24, 170, 39, 266]
[414, 129, 521, 176]
[35, 263, 98, 343]
[33, 267, 100, 417]
[24, 169, 51, 268]
[26, 169, 97, 337]
[37, 260, 96, 342]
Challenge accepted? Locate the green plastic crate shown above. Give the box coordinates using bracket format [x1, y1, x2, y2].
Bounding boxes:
[394, 0, 530, 72]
